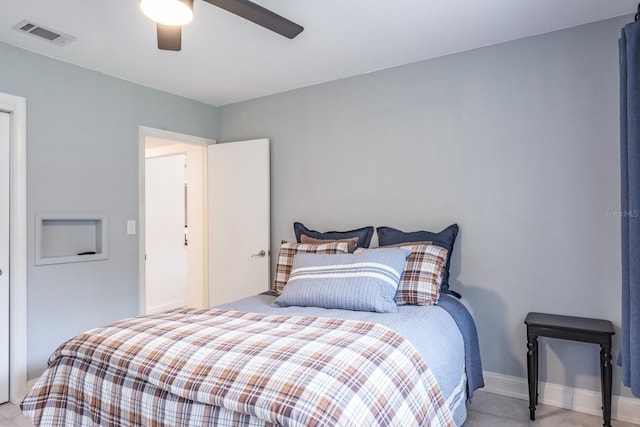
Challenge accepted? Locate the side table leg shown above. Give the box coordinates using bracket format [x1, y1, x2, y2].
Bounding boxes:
[534, 343, 539, 405]
[527, 335, 538, 421]
[600, 343, 612, 427]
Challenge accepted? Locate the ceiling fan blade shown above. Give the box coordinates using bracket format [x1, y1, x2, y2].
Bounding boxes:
[202, 0, 303, 39]
[157, 24, 182, 51]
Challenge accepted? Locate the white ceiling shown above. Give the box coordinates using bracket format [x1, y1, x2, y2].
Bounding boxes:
[0, 0, 636, 106]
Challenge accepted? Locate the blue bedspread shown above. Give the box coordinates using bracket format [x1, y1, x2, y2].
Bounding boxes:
[437, 294, 485, 399]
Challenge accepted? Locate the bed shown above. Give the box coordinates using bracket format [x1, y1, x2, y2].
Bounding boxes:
[22, 228, 484, 426]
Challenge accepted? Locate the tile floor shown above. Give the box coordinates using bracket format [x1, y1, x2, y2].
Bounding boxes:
[1, 390, 639, 426]
[465, 391, 640, 426]
[0, 401, 31, 427]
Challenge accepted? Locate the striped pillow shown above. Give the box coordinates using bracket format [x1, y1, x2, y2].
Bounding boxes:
[272, 248, 410, 313]
[273, 241, 349, 293]
[356, 244, 448, 305]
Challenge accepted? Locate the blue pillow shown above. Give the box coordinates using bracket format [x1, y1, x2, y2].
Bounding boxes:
[272, 248, 411, 313]
[377, 224, 458, 294]
[294, 222, 374, 248]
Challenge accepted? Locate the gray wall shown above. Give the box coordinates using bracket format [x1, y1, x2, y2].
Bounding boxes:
[218, 16, 630, 396]
[0, 42, 218, 378]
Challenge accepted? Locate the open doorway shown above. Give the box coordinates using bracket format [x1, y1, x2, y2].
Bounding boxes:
[139, 127, 215, 315]
[145, 152, 188, 313]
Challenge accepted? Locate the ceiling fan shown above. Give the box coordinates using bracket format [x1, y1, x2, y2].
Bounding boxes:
[140, 0, 304, 51]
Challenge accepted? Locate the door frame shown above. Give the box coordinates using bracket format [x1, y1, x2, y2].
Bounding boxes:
[138, 126, 215, 315]
[0, 92, 27, 403]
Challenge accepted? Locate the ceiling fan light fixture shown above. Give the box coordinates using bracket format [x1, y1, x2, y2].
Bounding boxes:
[140, 0, 194, 26]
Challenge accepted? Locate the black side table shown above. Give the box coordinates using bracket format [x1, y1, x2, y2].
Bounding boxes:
[524, 312, 615, 427]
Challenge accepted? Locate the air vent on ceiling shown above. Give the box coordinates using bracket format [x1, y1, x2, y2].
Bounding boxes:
[12, 20, 76, 46]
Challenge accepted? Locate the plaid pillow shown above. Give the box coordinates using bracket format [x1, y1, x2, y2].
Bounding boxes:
[355, 244, 448, 305]
[396, 244, 448, 305]
[376, 224, 458, 294]
[299, 234, 359, 253]
[273, 241, 349, 293]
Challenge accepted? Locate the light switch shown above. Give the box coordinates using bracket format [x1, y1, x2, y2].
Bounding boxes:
[127, 220, 136, 235]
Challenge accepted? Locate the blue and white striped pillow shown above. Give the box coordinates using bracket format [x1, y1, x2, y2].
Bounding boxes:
[272, 248, 410, 313]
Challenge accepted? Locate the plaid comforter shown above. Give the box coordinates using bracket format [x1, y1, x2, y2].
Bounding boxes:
[22, 308, 455, 426]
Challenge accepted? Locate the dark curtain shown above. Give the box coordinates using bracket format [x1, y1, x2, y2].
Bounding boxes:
[620, 20, 640, 398]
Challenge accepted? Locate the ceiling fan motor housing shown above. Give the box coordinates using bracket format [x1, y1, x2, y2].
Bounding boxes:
[148, 0, 303, 52]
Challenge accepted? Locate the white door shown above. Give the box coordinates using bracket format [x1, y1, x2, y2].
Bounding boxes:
[0, 112, 10, 403]
[145, 155, 189, 314]
[208, 139, 270, 306]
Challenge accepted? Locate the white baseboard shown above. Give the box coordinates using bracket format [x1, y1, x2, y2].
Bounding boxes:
[482, 371, 640, 425]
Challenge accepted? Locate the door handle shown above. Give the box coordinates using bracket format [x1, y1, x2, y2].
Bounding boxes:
[251, 250, 266, 258]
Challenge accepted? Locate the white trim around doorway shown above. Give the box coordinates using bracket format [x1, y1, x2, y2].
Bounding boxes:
[138, 126, 215, 316]
[0, 92, 27, 403]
